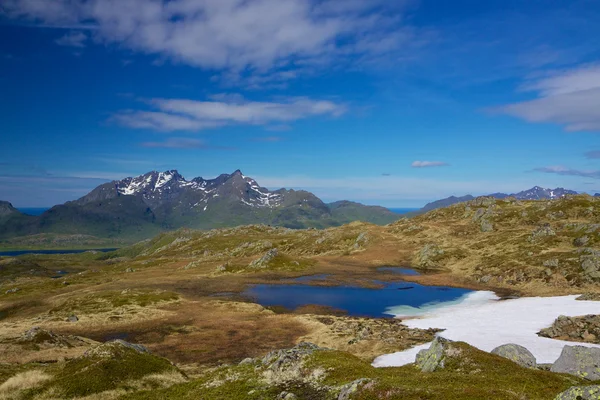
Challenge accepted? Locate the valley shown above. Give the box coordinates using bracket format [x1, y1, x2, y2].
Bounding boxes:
[0, 194, 599, 399]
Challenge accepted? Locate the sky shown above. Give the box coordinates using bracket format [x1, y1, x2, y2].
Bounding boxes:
[1, 0, 600, 208]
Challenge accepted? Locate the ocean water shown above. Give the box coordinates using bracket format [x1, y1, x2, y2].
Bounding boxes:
[243, 279, 472, 318]
[388, 208, 419, 214]
[16, 207, 50, 216]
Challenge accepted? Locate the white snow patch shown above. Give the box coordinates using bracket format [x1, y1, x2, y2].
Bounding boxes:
[373, 292, 600, 368]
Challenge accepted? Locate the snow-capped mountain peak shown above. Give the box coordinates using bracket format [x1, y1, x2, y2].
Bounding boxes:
[110, 170, 283, 209]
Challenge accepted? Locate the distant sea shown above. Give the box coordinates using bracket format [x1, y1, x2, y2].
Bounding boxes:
[388, 208, 419, 215]
[17, 208, 50, 216]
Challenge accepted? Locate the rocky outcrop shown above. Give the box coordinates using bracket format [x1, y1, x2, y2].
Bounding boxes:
[539, 315, 600, 344]
[415, 244, 445, 269]
[554, 385, 600, 400]
[528, 224, 556, 242]
[249, 248, 279, 269]
[338, 378, 372, 400]
[550, 345, 600, 380]
[415, 337, 453, 372]
[580, 249, 600, 281]
[491, 344, 537, 368]
[84, 340, 149, 359]
[261, 342, 325, 385]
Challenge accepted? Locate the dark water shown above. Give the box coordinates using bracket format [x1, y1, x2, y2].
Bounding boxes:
[388, 208, 419, 214]
[377, 267, 421, 276]
[244, 280, 471, 318]
[16, 207, 50, 216]
[0, 248, 118, 257]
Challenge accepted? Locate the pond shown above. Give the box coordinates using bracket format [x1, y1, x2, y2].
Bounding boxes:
[243, 279, 472, 318]
[0, 248, 118, 257]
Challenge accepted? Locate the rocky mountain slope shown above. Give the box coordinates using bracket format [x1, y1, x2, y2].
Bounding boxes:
[0, 170, 399, 244]
[408, 186, 579, 216]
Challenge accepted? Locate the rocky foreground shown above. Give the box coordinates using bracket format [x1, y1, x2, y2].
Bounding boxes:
[1, 328, 599, 399]
[1, 195, 600, 398]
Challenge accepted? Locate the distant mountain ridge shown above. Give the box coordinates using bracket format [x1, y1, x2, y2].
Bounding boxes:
[0, 170, 400, 242]
[410, 186, 579, 216]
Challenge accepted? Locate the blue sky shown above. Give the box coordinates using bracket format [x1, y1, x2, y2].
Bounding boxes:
[1, 0, 600, 207]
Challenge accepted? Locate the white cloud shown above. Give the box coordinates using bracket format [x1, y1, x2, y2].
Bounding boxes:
[2, 0, 422, 78]
[492, 64, 600, 132]
[534, 165, 600, 180]
[113, 95, 346, 131]
[141, 137, 233, 149]
[55, 30, 87, 47]
[411, 161, 449, 168]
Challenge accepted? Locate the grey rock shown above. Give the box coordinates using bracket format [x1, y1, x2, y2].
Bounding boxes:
[67, 315, 79, 323]
[416, 244, 445, 269]
[551, 345, 600, 380]
[277, 392, 297, 400]
[239, 357, 255, 365]
[415, 337, 452, 372]
[262, 342, 322, 373]
[575, 236, 591, 247]
[249, 248, 279, 269]
[529, 224, 556, 242]
[554, 385, 600, 400]
[581, 253, 600, 280]
[480, 219, 494, 232]
[111, 339, 149, 354]
[338, 378, 372, 400]
[491, 343, 537, 368]
[543, 259, 560, 268]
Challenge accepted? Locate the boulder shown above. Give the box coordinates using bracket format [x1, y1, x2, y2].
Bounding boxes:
[277, 392, 298, 400]
[249, 248, 279, 269]
[415, 244, 445, 269]
[554, 385, 600, 400]
[415, 337, 452, 372]
[551, 345, 600, 380]
[574, 236, 591, 247]
[491, 344, 537, 368]
[84, 340, 149, 359]
[338, 378, 372, 400]
[262, 342, 322, 373]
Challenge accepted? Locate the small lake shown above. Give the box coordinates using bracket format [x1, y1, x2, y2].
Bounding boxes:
[0, 248, 118, 257]
[244, 279, 472, 318]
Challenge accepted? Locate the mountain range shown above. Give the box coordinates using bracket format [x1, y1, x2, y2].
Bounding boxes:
[0, 170, 400, 242]
[409, 186, 580, 216]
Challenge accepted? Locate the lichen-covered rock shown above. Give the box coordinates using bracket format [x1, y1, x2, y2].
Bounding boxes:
[551, 345, 600, 380]
[415, 244, 445, 269]
[249, 248, 279, 269]
[574, 236, 591, 247]
[480, 219, 494, 232]
[544, 258, 560, 268]
[415, 337, 452, 372]
[338, 378, 372, 400]
[581, 252, 600, 280]
[554, 385, 600, 400]
[84, 340, 149, 359]
[491, 344, 537, 368]
[277, 391, 298, 399]
[353, 232, 369, 249]
[528, 224, 556, 242]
